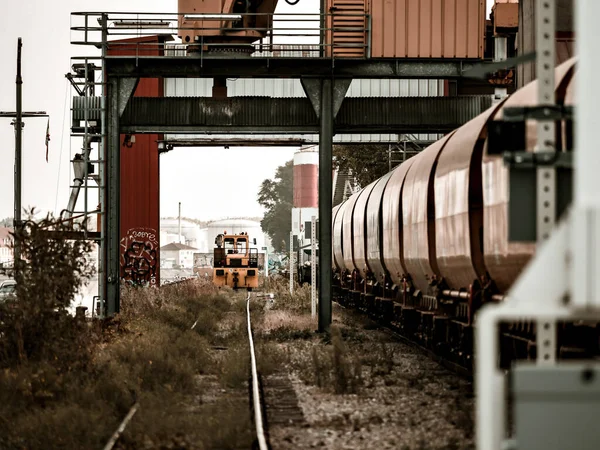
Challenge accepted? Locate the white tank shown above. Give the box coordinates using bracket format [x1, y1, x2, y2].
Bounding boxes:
[206, 219, 272, 252]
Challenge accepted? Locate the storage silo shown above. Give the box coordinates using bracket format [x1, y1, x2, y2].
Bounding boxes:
[292, 146, 319, 250]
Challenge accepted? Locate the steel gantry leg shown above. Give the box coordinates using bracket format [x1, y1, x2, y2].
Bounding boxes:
[300, 77, 350, 333]
[104, 76, 138, 315]
[105, 78, 121, 315]
[318, 78, 333, 333]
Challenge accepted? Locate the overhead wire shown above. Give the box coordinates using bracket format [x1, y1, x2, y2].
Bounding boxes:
[54, 78, 69, 215]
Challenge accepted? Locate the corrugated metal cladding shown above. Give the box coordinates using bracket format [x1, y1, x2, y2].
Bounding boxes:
[164, 133, 437, 145]
[338, 96, 492, 130]
[123, 96, 483, 134]
[108, 36, 163, 287]
[165, 78, 444, 99]
[164, 76, 444, 143]
[367, 0, 485, 58]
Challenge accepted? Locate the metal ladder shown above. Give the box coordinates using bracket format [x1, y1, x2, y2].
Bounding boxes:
[66, 52, 107, 316]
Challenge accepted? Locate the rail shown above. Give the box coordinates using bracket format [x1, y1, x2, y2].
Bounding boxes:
[70, 11, 371, 59]
[246, 292, 268, 450]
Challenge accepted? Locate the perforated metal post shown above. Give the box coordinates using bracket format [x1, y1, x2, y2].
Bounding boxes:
[289, 230, 294, 294]
[311, 215, 317, 318]
[536, 0, 556, 242]
[535, 0, 557, 363]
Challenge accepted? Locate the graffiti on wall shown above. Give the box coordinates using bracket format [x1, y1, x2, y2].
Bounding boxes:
[120, 227, 158, 287]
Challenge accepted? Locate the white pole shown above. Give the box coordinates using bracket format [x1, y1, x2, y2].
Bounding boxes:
[572, 0, 600, 310]
[311, 215, 317, 317]
[178, 202, 182, 243]
[264, 250, 269, 278]
[289, 231, 294, 294]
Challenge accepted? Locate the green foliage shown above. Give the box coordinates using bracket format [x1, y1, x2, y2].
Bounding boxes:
[333, 144, 391, 188]
[257, 160, 293, 250]
[0, 209, 95, 367]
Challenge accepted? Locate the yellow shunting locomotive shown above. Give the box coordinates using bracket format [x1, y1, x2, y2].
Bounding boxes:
[212, 231, 259, 290]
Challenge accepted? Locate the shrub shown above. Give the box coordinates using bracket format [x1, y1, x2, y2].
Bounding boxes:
[0, 210, 95, 368]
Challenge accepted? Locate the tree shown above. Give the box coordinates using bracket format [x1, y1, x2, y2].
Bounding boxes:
[257, 160, 293, 252]
[333, 144, 391, 188]
[0, 217, 13, 227]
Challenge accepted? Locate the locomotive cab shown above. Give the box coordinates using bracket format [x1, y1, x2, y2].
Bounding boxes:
[213, 231, 259, 290]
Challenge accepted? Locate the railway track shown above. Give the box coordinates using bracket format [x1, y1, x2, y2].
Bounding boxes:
[247, 292, 307, 450]
[335, 299, 473, 380]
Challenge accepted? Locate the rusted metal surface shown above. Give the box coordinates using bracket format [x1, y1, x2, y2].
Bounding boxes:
[178, 0, 277, 45]
[434, 101, 506, 290]
[492, 0, 519, 32]
[333, 203, 347, 271]
[365, 172, 394, 282]
[325, 0, 368, 58]
[482, 58, 576, 292]
[107, 36, 164, 288]
[368, 0, 485, 59]
[402, 132, 454, 294]
[351, 180, 378, 279]
[381, 157, 416, 286]
[342, 191, 362, 273]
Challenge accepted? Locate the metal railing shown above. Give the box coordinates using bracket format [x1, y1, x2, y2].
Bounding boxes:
[70, 11, 371, 59]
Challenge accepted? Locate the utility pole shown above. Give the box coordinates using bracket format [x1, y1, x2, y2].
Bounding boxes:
[14, 38, 23, 274]
[0, 38, 47, 278]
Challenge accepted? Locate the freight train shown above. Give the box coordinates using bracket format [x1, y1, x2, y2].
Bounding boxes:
[331, 57, 591, 369]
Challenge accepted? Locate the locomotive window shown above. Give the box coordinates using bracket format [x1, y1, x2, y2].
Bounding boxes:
[236, 238, 247, 252]
[224, 238, 235, 250]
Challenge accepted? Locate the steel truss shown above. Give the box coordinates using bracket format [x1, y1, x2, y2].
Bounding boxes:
[70, 11, 495, 328]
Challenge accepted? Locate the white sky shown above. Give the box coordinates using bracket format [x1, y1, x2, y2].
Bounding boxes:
[0, 0, 495, 222]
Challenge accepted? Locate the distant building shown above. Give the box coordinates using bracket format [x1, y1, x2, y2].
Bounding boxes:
[0, 227, 13, 264]
[160, 230, 185, 246]
[160, 242, 198, 269]
[161, 218, 203, 248]
[205, 219, 273, 253]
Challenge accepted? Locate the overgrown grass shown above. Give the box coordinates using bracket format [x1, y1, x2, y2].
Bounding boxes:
[261, 276, 312, 312]
[0, 257, 255, 450]
[306, 326, 364, 394]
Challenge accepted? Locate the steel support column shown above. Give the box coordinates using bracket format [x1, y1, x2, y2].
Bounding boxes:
[105, 78, 121, 315]
[318, 79, 333, 333]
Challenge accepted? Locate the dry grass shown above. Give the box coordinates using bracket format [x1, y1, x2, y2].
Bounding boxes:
[0, 267, 256, 449]
[261, 277, 312, 312]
